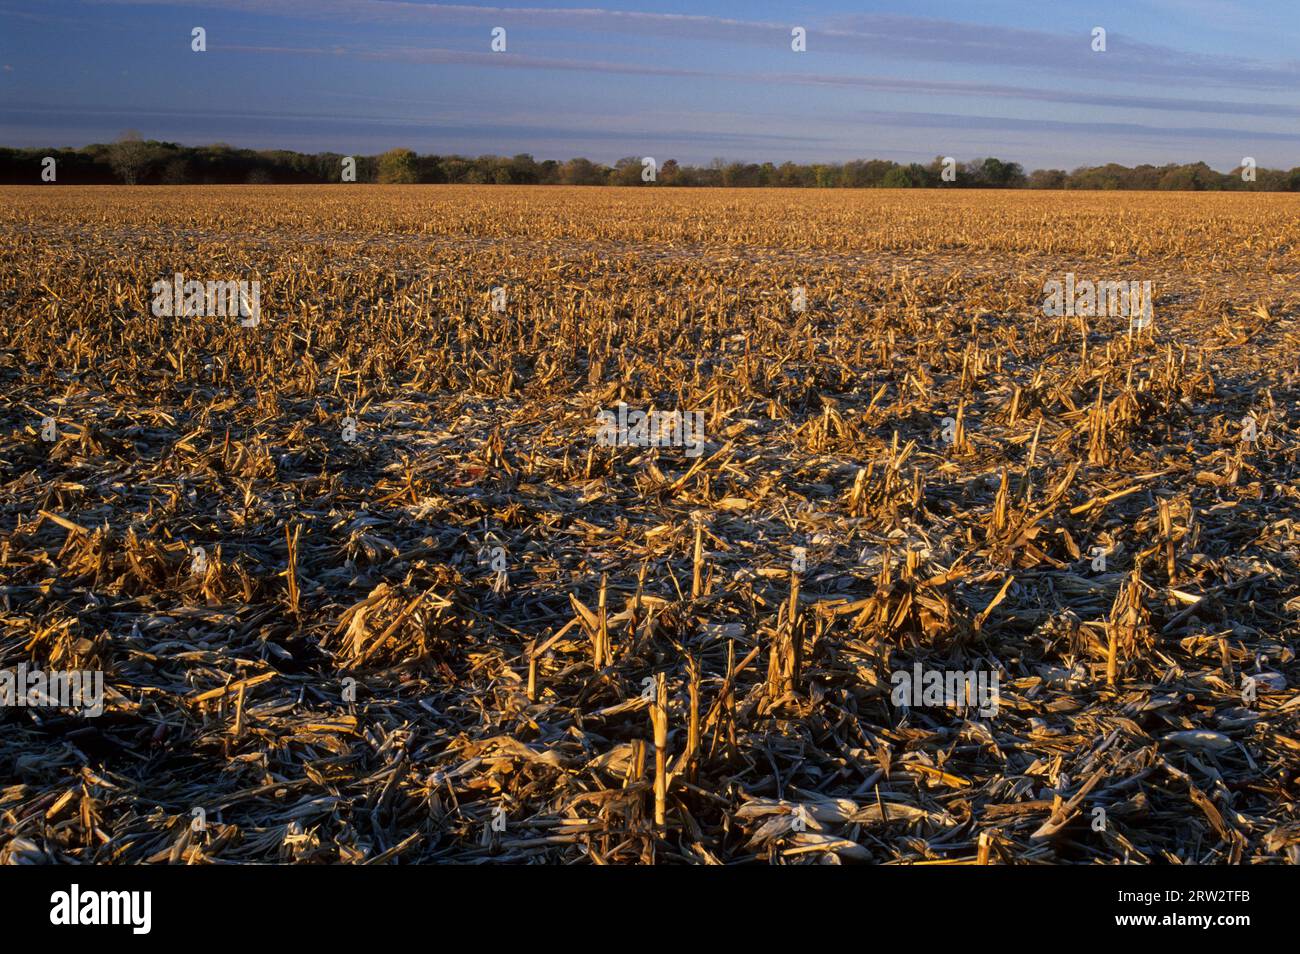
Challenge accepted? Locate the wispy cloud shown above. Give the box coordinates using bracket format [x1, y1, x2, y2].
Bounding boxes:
[91, 0, 1300, 89]
[854, 108, 1300, 144]
[817, 14, 1299, 88]
[225, 43, 716, 78]
[0, 100, 821, 145]
[222, 40, 1300, 122]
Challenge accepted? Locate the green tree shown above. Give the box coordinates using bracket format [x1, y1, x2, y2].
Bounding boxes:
[881, 166, 915, 188]
[560, 157, 604, 185]
[812, 164, 837, 188]
[611, 157, 644, 186]
[377, 148, 418, 184]
[508, 154, 540, 183]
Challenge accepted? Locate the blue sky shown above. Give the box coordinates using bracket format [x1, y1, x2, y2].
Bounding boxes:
[2, 0, 1298, 170]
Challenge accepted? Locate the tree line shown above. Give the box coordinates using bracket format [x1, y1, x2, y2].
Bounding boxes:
[5, 135, 1299, 190]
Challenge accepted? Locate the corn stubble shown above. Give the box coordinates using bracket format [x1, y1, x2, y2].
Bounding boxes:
[1, 185, 1299, 864]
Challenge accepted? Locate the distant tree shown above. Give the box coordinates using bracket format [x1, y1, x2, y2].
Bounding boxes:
[107, 130, 152, 184]
[12, 139, 1298, 190]
[414, 154, 444, 183]
[1028, 168, 1067, 189]
[978, 157, 1025, 188]
[1251, 168, 1287, 191]
[440, 157, 472, 183]
[924, 156, 951, 185]
[841, 159, 892, 188]
[537, 158, 561, 184]
[673, 164, 701, 187]
[1067, 164, 1124, 190]
[1122, 164, 1162, 190]
[611, 157, 643, 186]
[377, 148, 418, 183]
[471, 156, 510, 183]
[983, 157, 1009, 186]
[881, 166, 916, 188]
[508, 154, 540, 184]
[773, 162, 800, 187]
[812, 164, 837, 188]
[560, 157, 604, 185]
[694, 163, 722, 187]
[161, 158, 191, 184]
[1157, 162, 1219, 191]
[722, 162, 762, 187]
[905, 162, 935, 187]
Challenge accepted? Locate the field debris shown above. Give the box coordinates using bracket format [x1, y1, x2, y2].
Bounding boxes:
[1, 186, 1298, 864]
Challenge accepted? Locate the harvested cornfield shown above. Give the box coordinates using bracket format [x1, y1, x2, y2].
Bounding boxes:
[1, 184, 1299, 864]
